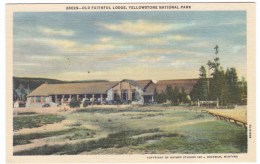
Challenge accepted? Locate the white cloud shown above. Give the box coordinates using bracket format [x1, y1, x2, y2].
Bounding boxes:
[167, 35, 193, 41]
[170, 59, 197, 67]
[39, 27, 75, 36]
[138, 56, 165, 63]
[53, 65, 199, 81]
[37, 38, 116, 52]
[130, 48, 203, 57]
[97, 34, 193, 48]
[232, 45, 246, 54]
[14, 34, 200, 68]
[99, 37, 113, 43]
[99, 20, 185, 36]
[95, 48, 203, 62]
[217, 20, 246, 26]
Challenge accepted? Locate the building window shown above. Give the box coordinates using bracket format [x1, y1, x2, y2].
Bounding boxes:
[121, 90, 128, 101]
[36, 96, 41, 102]
[113, 90, 119, 101]
[132, 89, 136, 101]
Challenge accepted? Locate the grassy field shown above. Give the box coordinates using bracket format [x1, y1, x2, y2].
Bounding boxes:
[13, 113, 65, 131]
[13, 106, 247, 155]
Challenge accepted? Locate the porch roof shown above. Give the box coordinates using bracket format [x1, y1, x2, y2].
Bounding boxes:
[27, 82, 118, 97]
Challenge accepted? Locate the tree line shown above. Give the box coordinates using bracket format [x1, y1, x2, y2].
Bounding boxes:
[154, 86, 190, 105]
[154, 47, 247, 106]
[190, 57, 247, 106]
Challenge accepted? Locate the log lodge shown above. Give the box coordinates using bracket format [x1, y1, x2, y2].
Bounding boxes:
[26, 79, 198, 108]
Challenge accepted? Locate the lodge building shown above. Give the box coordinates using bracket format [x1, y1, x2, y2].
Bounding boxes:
[26, 79, 198, 108]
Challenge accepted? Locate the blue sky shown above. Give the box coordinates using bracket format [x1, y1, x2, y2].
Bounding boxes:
[13, 11, 246, 81]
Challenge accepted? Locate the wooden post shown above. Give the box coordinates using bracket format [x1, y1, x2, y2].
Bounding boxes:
[101, 94, 103, 104]
[62, 95, 64, 105]
[68, 95, 72, 102]
[129, 83, 132, 100]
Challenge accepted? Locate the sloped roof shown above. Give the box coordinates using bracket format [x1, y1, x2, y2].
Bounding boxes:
[28, 82, 118, 97]
[143, 83, 156, 96]
[136, 80, 153, 90]
[121, 79, 139, 87]
[155, 79, 198, 94]
[27, 79, 198, 97]
[113, 79, 153, 90]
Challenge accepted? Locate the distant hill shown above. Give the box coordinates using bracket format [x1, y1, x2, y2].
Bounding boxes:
[66, 80, 109, 83]
[13, 77, 64, 92]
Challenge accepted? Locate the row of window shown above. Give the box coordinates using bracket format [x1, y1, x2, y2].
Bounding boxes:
[30, 90, 139, 103]
[113, 90, 137, 101]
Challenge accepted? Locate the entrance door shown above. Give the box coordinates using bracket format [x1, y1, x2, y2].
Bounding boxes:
[51, 95, 55, 102]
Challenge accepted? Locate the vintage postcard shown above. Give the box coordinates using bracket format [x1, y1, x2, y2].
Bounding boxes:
[6, 3, 255, 163]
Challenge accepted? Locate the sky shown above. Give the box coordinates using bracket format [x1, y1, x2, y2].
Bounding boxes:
[13, 11, 247, 81]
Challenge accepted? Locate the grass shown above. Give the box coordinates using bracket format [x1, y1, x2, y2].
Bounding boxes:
[13, 107, 248, 155]
[179, 121, 247, 152]
[135, 121, 247, 153]
[13, 114, 65, 131]
[67, 122, 82, 127]
[74, 108, 162, 114]
[14, 128, 182, 155]
[122, 113, 164, 118]
[13, 128, 94, 146]
[16, 112, 38, 115]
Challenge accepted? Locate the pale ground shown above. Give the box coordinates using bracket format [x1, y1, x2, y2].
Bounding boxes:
[13, 105, 132, 153]
[207, 106, 247, 123]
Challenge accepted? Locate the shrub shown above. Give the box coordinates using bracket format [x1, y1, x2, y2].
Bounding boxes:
[69, 97, 81, 108]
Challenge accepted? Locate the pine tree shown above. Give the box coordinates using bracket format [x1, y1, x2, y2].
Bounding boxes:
[198, 66, 209, 100]
[165, 85, 174, 104]
[238, 76, 247, 104]
[190, 66, 208, 101]
[191, 45, 245, 106]
[173, 86, 181, 105]
[160, 91, 167, 103]
[226, 67, 240, 104]
[181, 87, 188, 103]
[154, 89, 167, 104]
